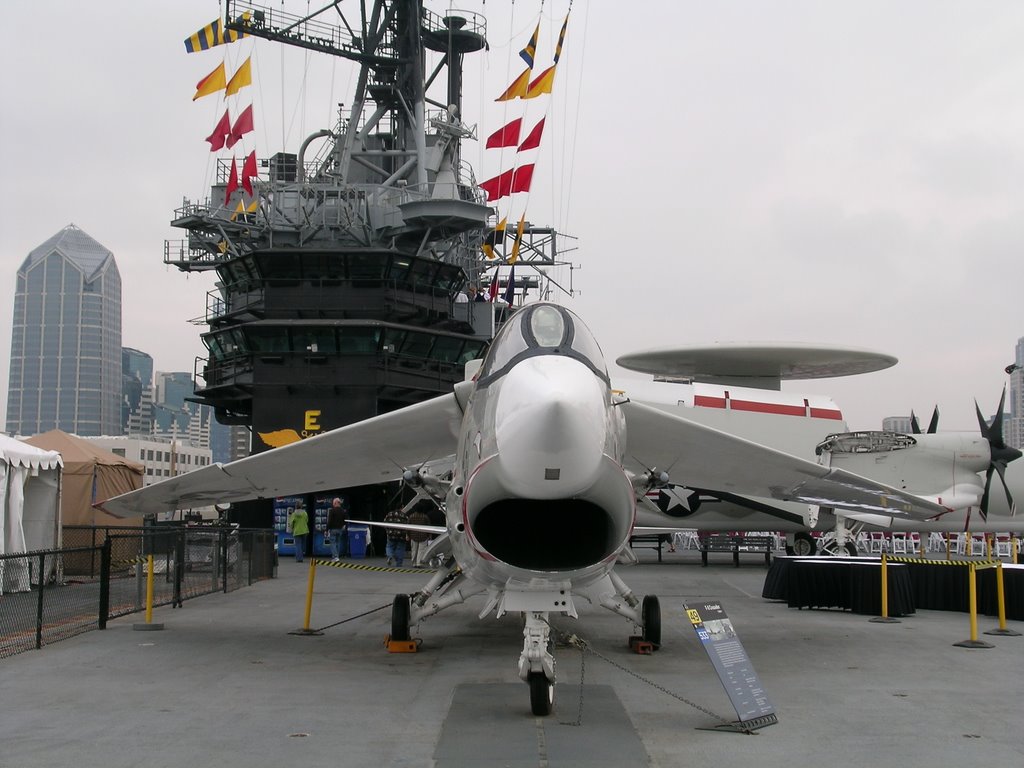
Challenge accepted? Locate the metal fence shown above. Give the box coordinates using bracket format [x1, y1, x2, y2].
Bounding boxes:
[0, 526, 276, 659]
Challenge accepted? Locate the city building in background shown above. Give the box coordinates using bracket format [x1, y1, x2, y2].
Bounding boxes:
[153, 370, 211, 450]
[209, 420, 248, 464]
[1008, 336, 1024, 450]
[6, 224, 122, 437]
[881, 416, 913, 434]
[122, 346, 154, 434]
[6, 225, 239, 480]
[87, 434, 213, 487]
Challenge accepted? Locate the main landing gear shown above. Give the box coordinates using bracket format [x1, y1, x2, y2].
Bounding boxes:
[391, 594, 411, 641]
[388, 568, 663, 718]
[519, 611, 557, 716]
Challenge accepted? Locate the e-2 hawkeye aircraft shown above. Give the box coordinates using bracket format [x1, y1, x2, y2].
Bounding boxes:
[624, 374, 1021, 556]
[100, 303, 950, 715]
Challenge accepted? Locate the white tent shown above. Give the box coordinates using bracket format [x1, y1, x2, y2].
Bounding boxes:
[1, 434, 63, 594]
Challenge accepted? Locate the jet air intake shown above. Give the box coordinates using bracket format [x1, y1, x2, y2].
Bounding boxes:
[465, 455, 635, 571]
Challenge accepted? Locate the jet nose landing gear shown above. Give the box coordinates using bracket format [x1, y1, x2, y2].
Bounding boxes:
[528, 672, 554, 716]
[520, 611, 557, 716]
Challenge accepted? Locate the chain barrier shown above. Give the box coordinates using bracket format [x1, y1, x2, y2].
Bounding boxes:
[302, 602, 392, 634]
[549, 624, 741, 732]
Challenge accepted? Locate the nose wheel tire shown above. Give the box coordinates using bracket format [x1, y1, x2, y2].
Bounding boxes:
[528, 672, 554, 716]
[642, 595, 661, 649]
[391, 594, 411, 641]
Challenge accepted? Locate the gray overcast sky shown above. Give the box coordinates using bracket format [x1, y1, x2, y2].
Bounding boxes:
[1, 1, 1022, 433]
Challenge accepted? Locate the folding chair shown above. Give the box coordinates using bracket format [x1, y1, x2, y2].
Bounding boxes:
[890, 532, 909, 555]
[995, 534, 1012, 559]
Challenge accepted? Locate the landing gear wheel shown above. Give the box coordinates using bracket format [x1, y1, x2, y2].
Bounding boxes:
[788, 532, 817, 556]
[391, 594, 410, 641]
[528, 672, 554, 716]
[841, 542, 858, 557]
[641, 595, 661, 649]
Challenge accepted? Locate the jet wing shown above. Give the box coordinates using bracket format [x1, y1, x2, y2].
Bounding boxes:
[98, 393, 464, 518]
[621, 399, 947, 519]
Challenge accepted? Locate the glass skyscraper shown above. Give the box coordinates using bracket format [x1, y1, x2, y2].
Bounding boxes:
[122, 346, 154, 433]
[6, 224, 122, 436]
[1010, 336, 1024, 449]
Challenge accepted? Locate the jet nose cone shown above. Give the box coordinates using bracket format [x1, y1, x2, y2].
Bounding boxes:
[494, 356, 609, 498]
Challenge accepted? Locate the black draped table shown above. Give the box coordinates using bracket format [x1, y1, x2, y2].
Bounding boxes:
[907, 561, 1024, 621]
[762, 556, 915, 617]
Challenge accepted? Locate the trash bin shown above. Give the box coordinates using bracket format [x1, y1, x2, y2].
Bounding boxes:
[347, 526, 369, 559]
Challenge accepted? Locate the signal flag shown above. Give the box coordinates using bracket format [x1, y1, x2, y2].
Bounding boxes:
[184, 13, 251, 53]
[495, 69, 531, 102]
[520, 23, 540, 68]
[482, 217, 507, 259]
[225, 56, 252, 96]
[479, 165, 536, 201]
[525, 66, 556, 99]
[508, 214, 526, 265]
[241, 151, 258, 195]
[193, 62, 226, 101]
[226, 105, 254, 149]
[554, 14, 570, 63]
[485, 118, 522, 149]
[502, 264, 516, 305]
[224, 157, 239, 204]
[205, 109, 231, 151]
[517, 119, 545, 152]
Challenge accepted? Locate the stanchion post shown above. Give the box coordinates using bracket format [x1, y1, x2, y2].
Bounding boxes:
[984, 561, 1022, 637]
[145, 554, 155, 623]
[290, 558, 324, 636]
[954, 563, 993, 648]
[303, 557, 316, 629]
[133, 552, 165, 631]
[870, 553, 900, 623]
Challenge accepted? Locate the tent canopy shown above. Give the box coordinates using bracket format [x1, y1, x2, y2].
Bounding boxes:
[0, 434, 63, 472]
[22, 430, 144, 527]
[1, 434, 63, 592]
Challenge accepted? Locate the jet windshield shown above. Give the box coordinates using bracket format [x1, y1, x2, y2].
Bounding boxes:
[477, 304, 608, 386]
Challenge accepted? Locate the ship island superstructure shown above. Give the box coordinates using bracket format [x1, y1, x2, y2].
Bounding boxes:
[165, 0, 574, 526]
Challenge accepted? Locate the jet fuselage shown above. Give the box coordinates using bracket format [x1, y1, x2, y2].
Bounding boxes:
[447, 303, 635, 589]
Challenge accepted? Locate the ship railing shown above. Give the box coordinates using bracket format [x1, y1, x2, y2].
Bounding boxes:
[378, 181, 486, 207]
[421, 7, 487, 39]
[226, 1, 363, 58]
[202, 275, 456, 324]
[378, 350, 464, 388]
[204, 284, 265, 322]
[164, 239, 227, 268]
[174, 200, 211, 219]
[195, 354, 254, 390]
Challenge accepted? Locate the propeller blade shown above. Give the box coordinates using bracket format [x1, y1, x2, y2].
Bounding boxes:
[990, 387, 1009, 448]
[993, 461, 1016, 515]
[976, 388, 1022, 521]
[926, 406, 940, 434]
[979, 465, 994, 522]
[975, 399, 990, 440]
[910, 411, 921, 434]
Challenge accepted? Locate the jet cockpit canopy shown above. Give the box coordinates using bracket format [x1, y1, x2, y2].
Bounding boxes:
[477, 303, 608, 386]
